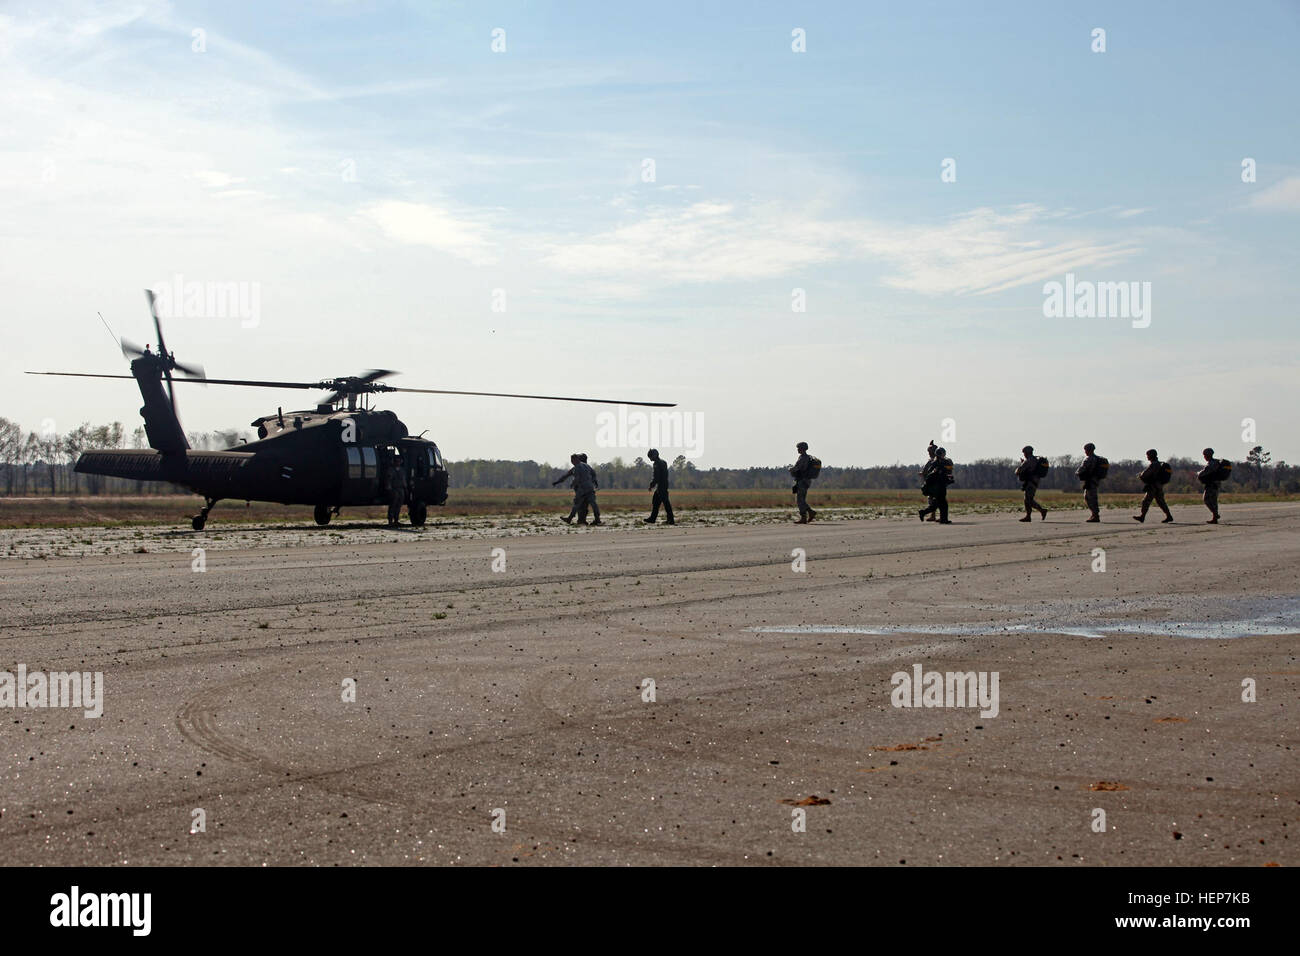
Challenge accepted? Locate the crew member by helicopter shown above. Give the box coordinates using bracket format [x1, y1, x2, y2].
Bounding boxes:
[387, 453, 407, 526]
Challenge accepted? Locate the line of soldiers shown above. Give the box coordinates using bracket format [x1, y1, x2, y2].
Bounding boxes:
[553, 448, 675, 526]
[1015, 444, 1227, 524]
[550, 439, 1232, 528]
[800, 440, 1230, 526]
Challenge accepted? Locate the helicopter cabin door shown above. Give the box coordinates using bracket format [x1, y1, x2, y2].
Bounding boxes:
[341, 445, 381, 503]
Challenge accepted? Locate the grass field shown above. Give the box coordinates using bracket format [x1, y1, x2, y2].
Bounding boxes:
[0, 488, 1293, 529]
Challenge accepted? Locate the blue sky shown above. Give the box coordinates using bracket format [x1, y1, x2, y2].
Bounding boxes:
[3, 0, 1297, 467]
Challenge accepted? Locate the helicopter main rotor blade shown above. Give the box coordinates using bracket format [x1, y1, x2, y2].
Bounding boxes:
[25, 371, 137, 381]
[24, 371, 323, 389]
[143, 290, 177, 410]
[145, 289, 167, 358]
[25, 373, 677, 407]
[390, 387, 676, 407]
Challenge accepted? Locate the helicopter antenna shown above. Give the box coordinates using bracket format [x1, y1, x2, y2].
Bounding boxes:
[97, 311, 120, 350]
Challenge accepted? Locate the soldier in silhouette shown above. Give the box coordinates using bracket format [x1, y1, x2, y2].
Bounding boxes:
[644, 448, 675, 524]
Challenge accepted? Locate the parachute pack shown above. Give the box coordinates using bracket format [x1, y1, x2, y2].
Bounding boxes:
[923, 459, 954, 493]
[1093, 456, 1109, 479]
[805, 456, 823, 481]
[1035, 456, 1050, 479]
[1157, 462, 1173, 485]
[1215, 459, 1233, 482]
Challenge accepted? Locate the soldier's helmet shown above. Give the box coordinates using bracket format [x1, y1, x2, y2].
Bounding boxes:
[647, 448, 659, 459]
[1084, 443, 1095, 454]
[797, 441, 808, 452]
[570, 453, 579, 463]
[1147, 448, 1158, 459]
[935, 447, 947, 457]
[579, 453, 588, 462]
[1022, 445, 1034, 456]
[1203, 447, 1215, 457]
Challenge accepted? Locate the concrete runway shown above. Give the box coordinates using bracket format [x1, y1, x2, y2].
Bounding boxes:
[2, 503, 1297, 865]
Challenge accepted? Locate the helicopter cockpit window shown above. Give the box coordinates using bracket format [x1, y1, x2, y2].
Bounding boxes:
[361, 446, 377, 478]
[346, 446, 362, 480]
[430, 445, 444, 469]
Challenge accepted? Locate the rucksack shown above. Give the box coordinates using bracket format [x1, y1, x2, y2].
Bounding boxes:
[1093, 456, 1109, 479]
[1035, 456, 1050, 478]
[923, 459, 953, 493]
[805, 456, 822, 481]
[1156, 462, 1172, 485]
[1215, 460, 1233, 482]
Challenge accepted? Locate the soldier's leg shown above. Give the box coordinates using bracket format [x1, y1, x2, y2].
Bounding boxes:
[648, 490, 660, 521]
[1154, 487, 1172, 520]
[938, 491, 949, 522]
[1023, 486, 1034, 518]
[663, 490, 674, 523]
[796, 483, 809, 515]
[1204, 484, 1219, 521]
[591, 496, 601, 522]
[1085, 485, 1099, 519]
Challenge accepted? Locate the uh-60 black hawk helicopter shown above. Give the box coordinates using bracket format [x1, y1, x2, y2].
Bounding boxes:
[28, 291, 674, 531]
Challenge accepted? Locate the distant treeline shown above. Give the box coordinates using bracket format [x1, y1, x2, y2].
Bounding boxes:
[0, 417, 252, 495]
[1, 417, 1294, 496]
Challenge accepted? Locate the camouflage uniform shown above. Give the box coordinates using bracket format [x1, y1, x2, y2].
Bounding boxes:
[574, 461, 600, 524]
[791, 452, 814, 519]
[1077, 453, 1101, 520]
[387, 462, 406, 526]
[919, 455, 951, 522]
[1198, 460, 1221, 521]
[1016, 457, 1046, 518]
[922, 442, 938, 520]
[1137, 461, 1173, 521]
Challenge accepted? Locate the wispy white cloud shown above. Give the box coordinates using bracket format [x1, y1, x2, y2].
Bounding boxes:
[537, 201, 1141, 297]
[193, 170, 244, 188]
[359, 201, 498, 265]
[1248, 175, 1300, 211]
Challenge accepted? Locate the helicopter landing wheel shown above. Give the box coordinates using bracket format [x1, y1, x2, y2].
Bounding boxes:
[409, 500, 427, 527]
[313, 504, 332, 526]
[191, 497, 217, 532]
